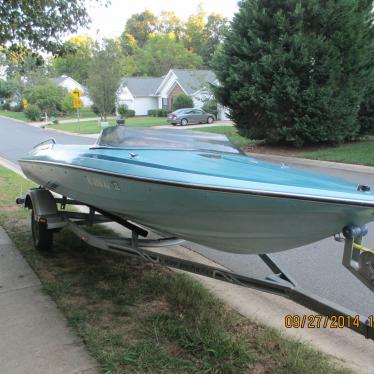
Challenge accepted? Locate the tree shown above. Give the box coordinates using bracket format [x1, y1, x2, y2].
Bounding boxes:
[213, 0, 374, 146]
[0, 79, 17, 99]
[172, 93, 193, 110]
[123, 10, 158, 48]
[202, 14, 229, 65]
[123, 34, 203, 76]
[183, 6, 207, 58]
[87, 42, 122, 120]
[0, 0, 105, 53]
[24, 82, 66, 115]
[52, 35, 96, 84]
[157, 11, 184, 41]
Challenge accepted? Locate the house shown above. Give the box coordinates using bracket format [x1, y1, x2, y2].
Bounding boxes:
[117, 69, 229, 119]
[51, 75, 93, 107]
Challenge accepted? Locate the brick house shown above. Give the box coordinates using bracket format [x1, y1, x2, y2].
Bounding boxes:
[116, 69, 228, 119]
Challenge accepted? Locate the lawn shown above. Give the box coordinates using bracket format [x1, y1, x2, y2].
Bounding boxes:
[0, 165, 350, 374]
[195, 125, 255, 148]
[49, 116, 168, 134]
[303, 137, 374, 166]
[0, 110, 29, 122]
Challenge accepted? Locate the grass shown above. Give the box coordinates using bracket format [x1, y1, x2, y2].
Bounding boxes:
[195, 125, 255, 148]
[0, 166, 351, 374]
[0, 110, 29, 122]
[48, 117, 168, 134]
[303, 137, 374, 166]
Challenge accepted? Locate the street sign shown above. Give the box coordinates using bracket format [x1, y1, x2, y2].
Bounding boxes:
[73, 97, 82, 109]
[72, 88, 82, 98]
[22, 99, 28, 109]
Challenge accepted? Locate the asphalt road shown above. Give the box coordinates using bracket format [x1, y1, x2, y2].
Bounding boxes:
[0, 117, 93, 164]
[0, 116, 373, 317]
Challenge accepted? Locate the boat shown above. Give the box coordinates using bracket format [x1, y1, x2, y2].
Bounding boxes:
[18, 125, 374, 254]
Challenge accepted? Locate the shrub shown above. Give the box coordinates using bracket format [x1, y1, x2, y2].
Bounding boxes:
[358, 84, 374, 135]
[172, 93, 193, 111]
[25, 105, 41, 121]
[148, 109, 157, 116]
[61, 94, 75, 114]
[1, 102, 10, 110]
[213, 0, 374, 146]
[25, 82, 66, 116]
[117, 104, 128, 117]
[126, 109, 135, 117]
[202, 100, 218, 118]
[117, 104, 135, 118]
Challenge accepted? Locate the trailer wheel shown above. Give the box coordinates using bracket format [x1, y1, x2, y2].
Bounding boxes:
[31, 209, 53, 251]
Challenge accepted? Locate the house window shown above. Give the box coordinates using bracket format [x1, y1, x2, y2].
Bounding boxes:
[162, 98, 168, 109]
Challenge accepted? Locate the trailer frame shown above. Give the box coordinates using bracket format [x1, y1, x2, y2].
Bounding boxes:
[16, 188, 374, 341]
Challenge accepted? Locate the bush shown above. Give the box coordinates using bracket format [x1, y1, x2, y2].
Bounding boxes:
[61, 94, 75, 114]
[213, 0, 374, 146]
[172, 93, 193, 111]
[149, 108, 168, 117]
[202, 100, 218, 118]
[117, 104, 135, 118]
[358, 84, 374, 135]
[25, 105, 41, 121]
[126, 109, 135, 117]
[1, 102, 10, 110]
[25, 82, 66, 116]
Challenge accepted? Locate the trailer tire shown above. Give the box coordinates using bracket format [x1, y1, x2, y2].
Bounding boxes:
[31, 209, 53, 251]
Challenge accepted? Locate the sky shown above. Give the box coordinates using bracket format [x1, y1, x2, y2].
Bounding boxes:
[75, 0, 239, 39]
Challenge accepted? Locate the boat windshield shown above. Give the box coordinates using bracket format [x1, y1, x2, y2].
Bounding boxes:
[95, 126, 241, 154]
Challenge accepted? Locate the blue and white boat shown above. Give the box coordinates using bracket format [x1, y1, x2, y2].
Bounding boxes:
[19, 126, 374, 254]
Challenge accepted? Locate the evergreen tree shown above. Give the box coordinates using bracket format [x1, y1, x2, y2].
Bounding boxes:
[213, 0, 374, 146]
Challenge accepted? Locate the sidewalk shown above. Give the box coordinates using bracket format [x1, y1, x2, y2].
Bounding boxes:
[0, 226, 99, 374]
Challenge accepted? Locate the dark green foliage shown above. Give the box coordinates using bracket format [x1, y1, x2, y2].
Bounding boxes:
[0, 79, 17, 99]
[117, 104, 135, 118]
[24, 105, 41, 121]
[148, 109, 168, 117]
[202, 99, 218, 118]
[358, 82, 374, 135]
[213, 0, 374, 146]
[172, 93, 193, 111]
[87, 42, 122, 120]
[0, 0, 100, 52]
[25, 82, 66, 115]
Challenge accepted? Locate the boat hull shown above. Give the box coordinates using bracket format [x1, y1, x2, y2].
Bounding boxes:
[19, 160, 374, 254]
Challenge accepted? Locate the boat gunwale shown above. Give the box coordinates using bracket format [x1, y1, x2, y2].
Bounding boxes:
[19, 159, 374, 209]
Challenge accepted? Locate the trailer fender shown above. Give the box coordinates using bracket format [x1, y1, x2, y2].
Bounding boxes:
[25, 189, 58, 217]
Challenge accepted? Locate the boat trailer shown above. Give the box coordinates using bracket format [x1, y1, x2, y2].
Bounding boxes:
[17, 188, 374, 341]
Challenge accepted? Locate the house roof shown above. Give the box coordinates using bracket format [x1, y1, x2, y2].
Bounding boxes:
[50, 75, 88, 92]
[120, 77, 163, 97]
[51, 75, 69, 85]
[172, 69, 216, 95]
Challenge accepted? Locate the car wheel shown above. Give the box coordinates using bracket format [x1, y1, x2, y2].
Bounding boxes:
[181, 118, 188, 126]
[207, 116, 214, 124]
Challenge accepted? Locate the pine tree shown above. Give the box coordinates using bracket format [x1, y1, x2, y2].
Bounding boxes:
[213, 0, 374, 146]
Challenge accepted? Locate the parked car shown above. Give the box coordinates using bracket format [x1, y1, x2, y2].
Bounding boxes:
[167, 108, 215, 126]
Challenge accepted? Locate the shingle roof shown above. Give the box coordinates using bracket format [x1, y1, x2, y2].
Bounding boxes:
[172, 69, 217, 95]
[120, 77, 163, 97]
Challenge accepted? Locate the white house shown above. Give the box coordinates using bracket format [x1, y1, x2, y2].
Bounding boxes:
[117, 69, 229, 119]
[51, 75, 93, 107]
